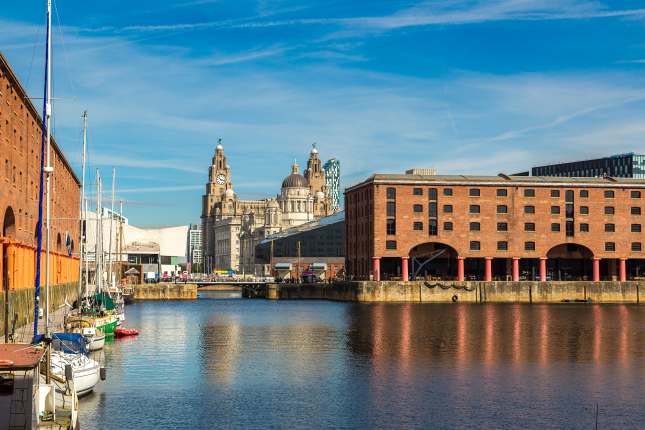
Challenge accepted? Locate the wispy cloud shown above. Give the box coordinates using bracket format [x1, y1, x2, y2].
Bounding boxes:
[103, 0, 645, 36]
[196, 46, 289, 66]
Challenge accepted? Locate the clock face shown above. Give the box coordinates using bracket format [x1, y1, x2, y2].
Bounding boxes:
[216, 174, 226, 185]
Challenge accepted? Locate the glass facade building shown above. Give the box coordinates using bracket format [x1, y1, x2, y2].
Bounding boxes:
[532, 153, 645, 178]
[323, 158, 341, 212]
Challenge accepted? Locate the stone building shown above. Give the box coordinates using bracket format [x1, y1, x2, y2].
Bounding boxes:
[345, 172, 645, 282]
[201, 142, 335, 274]
[0, 51, 80, 291]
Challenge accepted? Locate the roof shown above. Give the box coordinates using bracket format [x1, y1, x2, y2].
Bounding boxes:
[0, 344, 46, 370]
[0, 51, 80, 186]
[259, 211, 344, 245]
[345, 173, 645, 192]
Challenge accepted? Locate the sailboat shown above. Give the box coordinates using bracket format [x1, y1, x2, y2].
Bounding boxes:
[28, 0, 101, 400]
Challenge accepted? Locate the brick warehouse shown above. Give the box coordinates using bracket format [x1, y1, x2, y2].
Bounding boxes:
[0, 51, 80, 291]
[345, 173, 645, 282]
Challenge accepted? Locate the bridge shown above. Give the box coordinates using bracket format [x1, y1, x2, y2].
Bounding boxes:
[176, 280, 269, 292]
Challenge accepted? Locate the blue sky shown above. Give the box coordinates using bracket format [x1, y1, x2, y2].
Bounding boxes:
[2, 0, 645, 226]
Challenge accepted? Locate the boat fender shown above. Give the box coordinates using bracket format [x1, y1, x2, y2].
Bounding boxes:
[0, 359, 14, 367]
[100, 367, 107, 381]
[65, 364, 73, 381]
[451, 294, 458, 303]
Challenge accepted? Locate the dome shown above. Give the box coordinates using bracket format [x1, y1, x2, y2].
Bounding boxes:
[311, 145, 318, 155]
[282, 174, 308, 189]
[216, 144, 223, 151]
[282, 160, 308, 188]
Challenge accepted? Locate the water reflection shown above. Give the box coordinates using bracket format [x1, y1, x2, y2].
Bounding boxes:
[346, 303, 645, 366]
[80, 300, 645, 430]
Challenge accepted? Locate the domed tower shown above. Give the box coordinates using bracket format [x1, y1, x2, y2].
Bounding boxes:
[202, 138, 234, 263]
[277, 160, 314, 226]
[305, 143, 326, 195]
[304, 143, 329, 217]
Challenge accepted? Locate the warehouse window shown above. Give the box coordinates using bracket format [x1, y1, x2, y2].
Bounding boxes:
[496, 189, 507, 197]
[605, 242, 615, 252]
[632, 242, 642, 252]
[386, 219, 396, 235]
[497, 241, 508, 251]
[604, 190, 615, 198]
[580, 223, 589, 232]
[428, 202, 437, 217]
[429, 219, 438, 236]
[524, 189, 535, 197]
[632, 224, 641, 233]
[443, 204, 453, 213]
[631, 191, 641, 199]
[551, 206, 560, 215]
[469, 188, 480, 197]
[525, 241, 535, 251]
[443, 188, 453, 196]
[470, 205, 480, 214]
[413, 188, 423, 196]
[605, 223, 615, 232]
[413, 221, 423, 231]
[632, 207, 641, 215]
[470, 222, 480, 231]
[413, 204, 423, 213]
[580, 206, 589, 215]
[428, 188, 438, 200]
[470, 241, 481, 251]
[580, 190, 589, 198]
[551, 190, 560, 198]
[525, 222, 535, 231]
[524, 205, 535, 214]
[497, 222, 508, 232]
[443, 222, 453, 231]
[551, 223, 560, 232]
[605, 206, 615, 215]
[386, 240, 397, 250]
[386, 187, 396, 199]
[497, 205, 508, 214]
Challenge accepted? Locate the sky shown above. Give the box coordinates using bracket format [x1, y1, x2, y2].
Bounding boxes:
[2, 0, 645, 226]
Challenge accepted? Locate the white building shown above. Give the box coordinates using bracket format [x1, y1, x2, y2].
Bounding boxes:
[201, 142, 335, 274]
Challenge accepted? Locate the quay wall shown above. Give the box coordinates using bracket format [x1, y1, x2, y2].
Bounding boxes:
[0, 282, 78, 337]
[133, 283, 197, 300]
[256, 281, 642, 303]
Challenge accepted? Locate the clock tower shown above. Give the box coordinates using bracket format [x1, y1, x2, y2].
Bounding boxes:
[206, 139, 232, 198]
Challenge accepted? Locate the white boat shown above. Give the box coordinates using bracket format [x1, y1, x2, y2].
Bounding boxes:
[64, 316, 106, 351]
[51, 351, 101, 396]
[82, 327, 105, 352]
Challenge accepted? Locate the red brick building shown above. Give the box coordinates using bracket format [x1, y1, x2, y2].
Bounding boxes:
[345, 173, 645, 282]
[0, 51, 80, 290]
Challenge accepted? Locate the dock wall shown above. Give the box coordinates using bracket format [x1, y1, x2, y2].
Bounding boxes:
[0, 282, 78, 337]
[133, 283, 197, 300]
[250, 281, 642, 303]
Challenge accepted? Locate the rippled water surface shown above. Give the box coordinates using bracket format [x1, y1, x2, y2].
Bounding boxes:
[80, 292, 645, 429]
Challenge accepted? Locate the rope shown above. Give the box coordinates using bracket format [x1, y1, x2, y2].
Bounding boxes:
[423, 281, 475, 292]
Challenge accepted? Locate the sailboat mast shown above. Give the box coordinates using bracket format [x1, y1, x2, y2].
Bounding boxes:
[96, 170, 102, 295]
[44, 0, 53, 340]
[77, 111, 87, 312]
[108, 168, 115, 289]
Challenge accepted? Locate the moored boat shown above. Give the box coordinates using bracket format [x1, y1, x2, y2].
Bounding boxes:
[114, 327, 139, 337]
[50, 351, 101, 397]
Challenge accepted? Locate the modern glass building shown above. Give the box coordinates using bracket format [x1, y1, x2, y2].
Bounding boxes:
[323, 158, 341, 211]
[532, 153, 645, 178]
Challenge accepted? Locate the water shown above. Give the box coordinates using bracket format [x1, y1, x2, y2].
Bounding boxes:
[80, 292, 645, 429]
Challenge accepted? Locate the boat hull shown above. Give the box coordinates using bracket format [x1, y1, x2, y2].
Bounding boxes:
[51, 352, 101, 397]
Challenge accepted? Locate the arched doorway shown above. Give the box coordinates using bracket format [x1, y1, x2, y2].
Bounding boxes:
[409, 242, 459, 280]
[2, 207, 16, 238]
[2, 207, 16, 318]
[546, 243, 593, 281]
